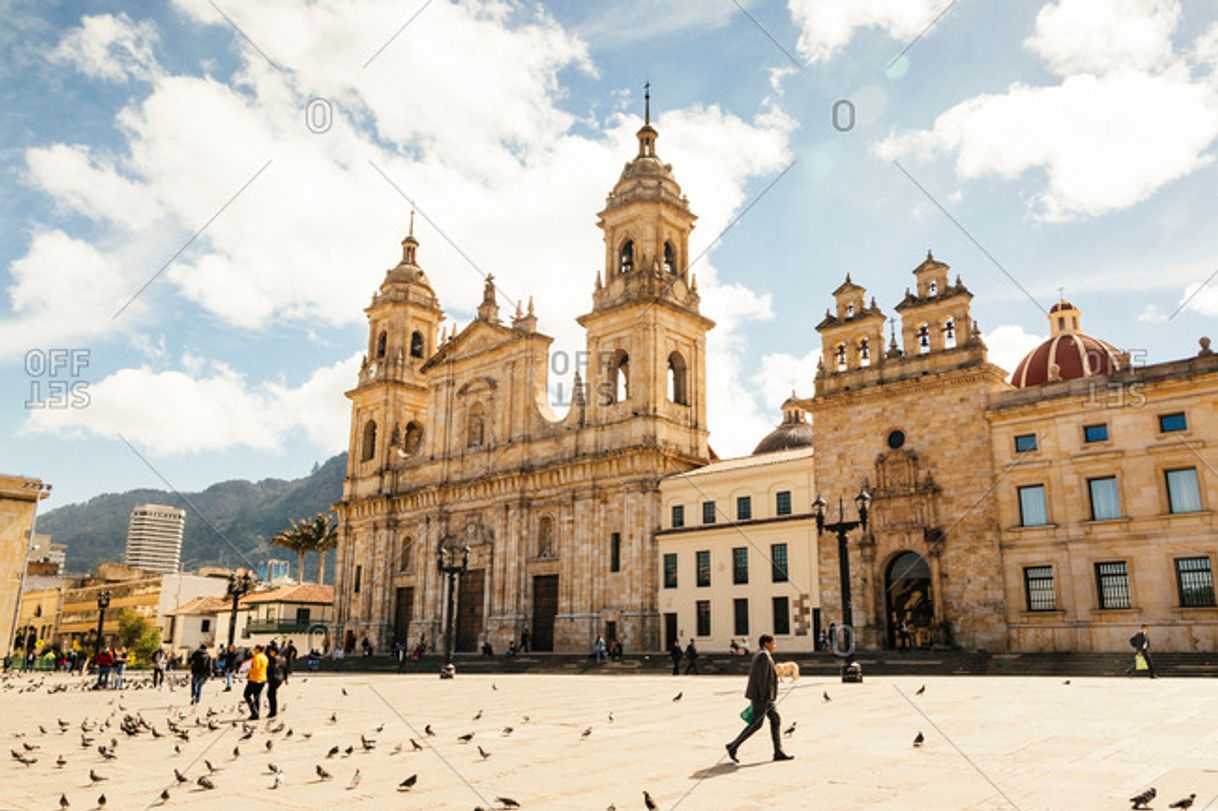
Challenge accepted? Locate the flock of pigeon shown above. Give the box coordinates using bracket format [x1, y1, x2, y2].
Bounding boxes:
[2, 671, 1205, 809]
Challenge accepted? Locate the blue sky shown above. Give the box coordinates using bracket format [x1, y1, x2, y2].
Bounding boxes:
[3, 0, 1218, 509]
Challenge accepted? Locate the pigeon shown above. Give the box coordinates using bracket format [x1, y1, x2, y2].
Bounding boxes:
[913, 732, 925, 747]
[266, 739, 273, 751]
[914, 685, 925, 696]
[581, 727, 592, 740]
[1062, 680, 1072, 685]
[1169, 795, 1196, 810]
[391, 743, 403, 755]
[327, 745, 339, 758]
[782, 722, 797, 738]
[57, 754, 67, 768]
[458, 732, 474, 743]
[59, 794, 69, 809]
[473, 710, 482, 721]
[497, 797, 520, 809]
[316, 765, 332, 781]
[97, 794, 106, 808]
[174, 768, 187, 784]
[341, 687, 348, 697]
[329, 713, 337, 724]
[410, 738, 424, 751]
[672, 692, 682, 702]
[347, 769, 361, 790]
[1130, 788, 1156, 809]
[271, 771, 284, 790]
[197, 775, 215, 790]
[608, 712, 614, 723]
[501, 727, 513, 737]
[424, 725, 435, 737]
[492, 683, 498, 691]
[360, 735, 375, 751]
[232, 746, 240, 758]
[478, 745, 491, 760]
[644, 791, 658, 810]
[204, 760, 219, 774]
[398, 774, 418, 791]
[822, 691, 831, 703]
[343, 745, 354, 757]
[89, 769, 107, 784]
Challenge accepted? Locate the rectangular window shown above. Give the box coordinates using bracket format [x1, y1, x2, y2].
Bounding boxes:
[671, 504, 685, 528]
[776, 491, 792, 516]
[1018, 484, 1049, 527]
[736, 496, 752, 521]
[771, 543, 789, 583]
[200, 619, 211, 633]
[1166, 468, 1203, 514]
[696, 550, 710, 587]
[732, 547, 749, 584]
[1159, 412, 1188, 433]
[1083, 423, 1109, 443]
[1088, 477, 1121, 520]
[1014, 433, 1038, 453]
[733, 598, 749, 636]
[295, 607, 311, 623]
[696, 600, 711, 636]
[772, 596, 790, 635]
[610, 532, 621, 573]
[663, 553, 678, 589]
[1023, 566, 1056, 611]
[1095, 561, 1132, 609]
[702, 501, 716, 524]
[1176, 557, 1216, 608]
[353, 565, 362, 593]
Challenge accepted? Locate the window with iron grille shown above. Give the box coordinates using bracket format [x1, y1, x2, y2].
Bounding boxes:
[736, 496, 752, 521]
[696, 600, 711, 636]
[771, 543, 789, 583]
[663, 553, 678, 589]
[1095, 561, 1131, 609]
[772, 596, 790, 635]
[671, 504, 684, 528]
[1176, 557, 1216, 608]
[733, 598, 749, 636]
[732, 547, 748, 584]
[702, 501, 716, 524]
[696, 550, 710, 587]
[1023, 566, 1056, 611]
[776, 491, 792, 516]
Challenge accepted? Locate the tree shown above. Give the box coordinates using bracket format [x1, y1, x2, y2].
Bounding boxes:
[271, 513, 338, 584]
[115, 609, 162, 664]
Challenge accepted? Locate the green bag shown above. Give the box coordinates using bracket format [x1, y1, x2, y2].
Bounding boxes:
[740, 704, 754, 723]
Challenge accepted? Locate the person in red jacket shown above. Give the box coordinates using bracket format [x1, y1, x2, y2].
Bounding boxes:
[92, 648, 114, 690]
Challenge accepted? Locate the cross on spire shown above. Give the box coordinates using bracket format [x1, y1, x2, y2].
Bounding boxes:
[644, 80, 650, 125]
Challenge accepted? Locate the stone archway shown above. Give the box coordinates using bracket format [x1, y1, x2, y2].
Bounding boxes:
[885, 551, 934, 649]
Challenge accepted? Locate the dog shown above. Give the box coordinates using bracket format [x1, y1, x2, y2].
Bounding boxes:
[774, 661, 800, 682]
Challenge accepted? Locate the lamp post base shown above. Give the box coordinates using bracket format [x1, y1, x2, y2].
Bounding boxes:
[439, 663, 456, 680]
[840, 660, 863, 683]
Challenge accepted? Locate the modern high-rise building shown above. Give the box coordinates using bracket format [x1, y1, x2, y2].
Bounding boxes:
[124, 504, 186, 574]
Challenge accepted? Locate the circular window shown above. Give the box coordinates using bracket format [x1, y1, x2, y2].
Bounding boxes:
[887, 430, 906, 450]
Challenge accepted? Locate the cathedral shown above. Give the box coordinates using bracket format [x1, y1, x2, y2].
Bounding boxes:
[335, 98, 1218, 656]
[333, 99, 713, 653]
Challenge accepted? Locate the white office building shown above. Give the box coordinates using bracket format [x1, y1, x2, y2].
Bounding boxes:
[124, 504, 187, 574]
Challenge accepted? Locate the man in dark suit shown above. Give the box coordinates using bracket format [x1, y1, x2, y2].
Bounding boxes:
[726, 634, 793, 763]
[1126, 624, 1157, 677]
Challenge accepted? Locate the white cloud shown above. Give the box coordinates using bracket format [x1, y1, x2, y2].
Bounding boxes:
[11, 1, 796, 458]
[1137, 304, 1169, 324]
[51, 12, 158, 82]
[576, 0, 740, 47]
[788, 0, 948, 64]
[23, 353, 361, 454]
[985, 324, 1044, 379]
[1178, 278, 1218, 318]
[754, 346, 820, 408]
[875, 0, 1218, 222]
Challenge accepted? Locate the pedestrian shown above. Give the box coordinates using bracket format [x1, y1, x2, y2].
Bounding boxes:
[223, 644, 238, 691]
[361, 636, 373, 657]
[112, 647, 128, 689]
[244, 644, 268, 719]
[593, 635, 607, 662]
[93, 647, 113, 690]
[151, 647, 167, 688]
[520, 628, 531, 653]
[188, 643, 211, 705]
[284, 640, 298, 675]
[266, 642, 286, 719]
[827, 622, 837, 653]
[725, 634, 794, 764]
[668, 638, 682, 676]
[684, 638, 700, 675]
[1126, 624, 1157, 677]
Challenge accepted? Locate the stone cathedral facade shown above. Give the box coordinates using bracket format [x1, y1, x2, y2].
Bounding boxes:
[332, 109, 714, 654]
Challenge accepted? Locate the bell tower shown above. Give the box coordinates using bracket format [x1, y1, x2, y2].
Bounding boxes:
[577, 86, 713, 460]
[346, 212, 444, 480]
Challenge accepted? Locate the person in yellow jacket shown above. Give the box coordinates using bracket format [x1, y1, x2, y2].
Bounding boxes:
[244, 645, 269, 720]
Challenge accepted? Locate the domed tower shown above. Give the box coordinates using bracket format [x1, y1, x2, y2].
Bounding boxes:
[1011, 297, 1121, 387]
[753, 396, 814, 454]
[577, 86, 714, 460]
[346, 213, 444, 477]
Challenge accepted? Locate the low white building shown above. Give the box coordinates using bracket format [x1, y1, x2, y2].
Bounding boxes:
[214, 584, 334, 654]
[657, 401, 819, 653]
[163, 595, 228, 656]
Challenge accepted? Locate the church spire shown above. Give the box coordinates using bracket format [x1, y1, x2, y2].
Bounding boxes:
[401, 209, 419, 265]
[644, 80, 650, 126]
[637, 81, 657, 158]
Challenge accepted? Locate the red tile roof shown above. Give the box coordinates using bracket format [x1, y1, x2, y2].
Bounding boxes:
[239, 584, 333, 607]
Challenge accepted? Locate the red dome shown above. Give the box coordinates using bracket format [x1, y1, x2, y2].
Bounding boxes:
[1011, 331, 1121, 387]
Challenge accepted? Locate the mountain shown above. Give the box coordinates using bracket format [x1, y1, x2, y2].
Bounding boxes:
[38, 453, 347, 579]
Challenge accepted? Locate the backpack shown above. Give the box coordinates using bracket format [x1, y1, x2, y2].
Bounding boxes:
[1129, 633, 1141, 649]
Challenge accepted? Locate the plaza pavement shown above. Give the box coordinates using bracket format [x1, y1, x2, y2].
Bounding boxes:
[2, 669, 1216, 810]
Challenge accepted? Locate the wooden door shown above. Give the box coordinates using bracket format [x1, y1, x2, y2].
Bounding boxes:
[393, 587, 414, 646]
[456, 570, 485, 653]
[531, 575, 558, 652]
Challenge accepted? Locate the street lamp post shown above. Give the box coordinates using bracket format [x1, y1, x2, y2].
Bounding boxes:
[813, 488, 871, 681]
[436, 534, 469, 679]
[225, 572, 255, 649]
[94, 590, 112, 659]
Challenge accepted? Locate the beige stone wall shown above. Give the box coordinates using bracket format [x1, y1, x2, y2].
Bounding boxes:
[0, 475, 47, 656]
[990, 354, 1218, 652]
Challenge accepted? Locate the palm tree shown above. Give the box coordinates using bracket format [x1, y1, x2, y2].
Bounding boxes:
[271, 513, 339, 584]
[270, 521, 311, 584]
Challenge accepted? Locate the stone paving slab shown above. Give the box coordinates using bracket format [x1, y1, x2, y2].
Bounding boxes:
[1, 671, 1216, 810]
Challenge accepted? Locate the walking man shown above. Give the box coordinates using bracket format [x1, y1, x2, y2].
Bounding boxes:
[92, 647, 113, 690]
[1126, 624, 1157, 677]
[520, 628, 531, 653]
[266, 642, 286, 719]
[244, 644, 268, 719]
[668, 638, 683, 676]
[188, 643, 211, 705]
[151, 647, 167, 688]
[223, 644, 238, 691]
[725, 634, 793, 763]
[684, 638, 700, 675]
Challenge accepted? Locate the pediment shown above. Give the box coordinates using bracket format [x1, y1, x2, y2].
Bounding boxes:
[420, 320, 521, 370]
